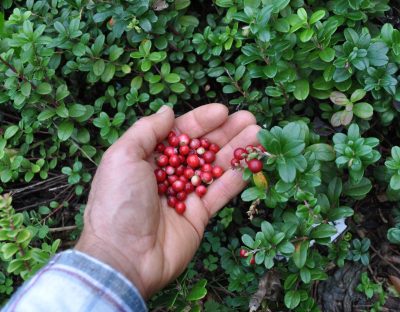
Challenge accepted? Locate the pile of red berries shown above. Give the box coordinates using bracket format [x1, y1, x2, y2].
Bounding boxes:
[154, 131, 224, 214]
[231, 145, 266, 173]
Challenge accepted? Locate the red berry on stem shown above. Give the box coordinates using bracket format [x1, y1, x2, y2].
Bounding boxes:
[191, 175, 201, 186]
[195, 185, 207, 197]
[184, 168, 195, 179]
[247, 159, 263, 173]
[178, 134, 190, 146]
[209, 143, 220, 153]
[169, 155, 181, 167]
[179, 145, 190, 155]
[201, 164, 213, 172]
[256, 144, 266, 152]
[176, 191, 187, 201]
[172, 180, 185, 192]
[234, 147, 247, 160]
[187, 154, 200, 168]
[175, 202, 186, 214]
[189, 139, 201, 150]
[158, 183, 167, 195]
[250, 256, 255, 265]
[157, 155, 169, 167]
[231, 158, 240, 167]
[155, 143, 165, 153]
[245, 145, 254, 153]
[167, 196, 177, 208]
[165, 166, 175, 176]
[201, 172, 213, 184]
[203, 151, 216, 163]
[200, 138, 210, 149]
[168, 135, 179, 147]
[212, 166, 224, 178]
[239, 249, 248, 258]
[164, 146, 176, 157]
[154, 169, 167, 182]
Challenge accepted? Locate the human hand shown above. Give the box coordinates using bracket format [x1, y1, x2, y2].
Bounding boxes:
[75, 104, 260, 299]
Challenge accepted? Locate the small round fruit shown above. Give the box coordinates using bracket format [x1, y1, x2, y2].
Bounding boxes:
[154, 169, 167, 182]
[233, 147, 247, 160]
[209, 143, 220, 153]
[179, 145, 190, 155]
[178, 133, 190, 146]
[168, 131, 176, 138]
[158, 183, 167, 195]
[175, 202, 186, 214]
[256, 144, 266, 152]
[164, 146, 176, 157]
[166, 187, 176, 196]
[200, 138, 210, 149]
[176, 191, 187, 201]
[231, 158, 240, 167]
[155, 143, 165, 153]
[167, 196, 177, 208]
[201, 172, 213, 184]
[191, 175, 201, 186]
[187, 155, 200, 168]
[250, 256, 255, 265]
[169, 155, 181, 167]
[247, 159, 263, 173]
[203, 151, 216, 163]
[239, 249, 248, 258]
[168, 135, 179, 147]
[172, 180, 185, 192]
[179, 176, 188, 183]
[184, 168, 195, 179]
[185, 182, 195, 193]
[201, 164, 213, 172]
[212, 166, 224, 178]
[176, 165, 185, 176]
[168, 175, 179, 185]
[165, 166, 175, 175]
[189, 138, 201, 149]
[245, 145, 254, 153]
[157, 155, 169, 167]
[195, 185, 207, 197]
[196, 147, 205, 155]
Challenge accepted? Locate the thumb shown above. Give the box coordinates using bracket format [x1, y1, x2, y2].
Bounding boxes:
[119, 106, 175, 159]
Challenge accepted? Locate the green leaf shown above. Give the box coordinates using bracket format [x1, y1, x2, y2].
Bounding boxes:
[343, 178, 372, 199]
[350, 89, 366, 102]
[57, 120, 74, 141]
[109, 45, 124, 62]
[101, 63, 115, 82]
[4, 125, 19, 139]
[93, 59, 105, 76]
[297, 8, 307, 21]
[306, 144, 335, 161]
[261, 221, 274, 240]
[387, 228, 400, 244]
[165, 73, 180, 84]
[16, 229, 31, 244]
[309, 10, 325, 24]
[390, 174, 400, 190]
[353, 103, 373, 119]
[277, 159, 296, 183]
[284, 290, 301, 309]
[170, 83, 185, 93]
[56, 85, 70, 101]
[330, 91, 349, 105]
[299, 28, 314, 42]
[1, 243, 19, 259]
[187, 279, 207, 301]
[300, 267, 311, 283]
[242, 234, 254, 248]
[279, 241, 295, 254]
[36, 82, 52, 95]
[293, 241, 309, 268]
[175, 0, 191, 10]
[319, 48, 335, 62]
[241, 187, 266, 202]
[21, 82, 31, 97]
[38, 109, 56, 121]
[327, 206, 354, 221]
[69, 104, 87, 118]
[294, 79, 309, 100]
[310, 224, 337, 239]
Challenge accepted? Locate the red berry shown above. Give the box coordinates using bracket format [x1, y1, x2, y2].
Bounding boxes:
[201, 164, 213, 172]
[196, 147, 205, 155]
[164, 146, 176, 157]
[178, 155, 186, 164]
[247, 159, 263, 173]
[239, 249, 247, 258]
[250, 256, 255, 265]
[189, 139, 201, 150]
[195, 185, 207, 197]
[233, 147, 247, 160]
[176, 165, 185, 176]
[165, 166, 175, 176]
[200, 138, 210, 149]
[157, 155, 169, 167]
[199, 158, 205, 166]
[179, 145, 190, 155]
[168, 135, 179, 147]
[179, 176, 188, 183]
[185, 182, 195, 193]
[172, 180, 185, 192]
[168, 131, 176, 138]
[154, 169, 167, 182]
[167, 187, 176, 196]
[176, 191, 187, 201]
[168, 175, 179, 185]
[184, 168, 195, 179]
[201, 172, 213, 184]
[191, 175, 201, 186]
[167, 196, 177, 208]
[245, 145, 254, 153]
[169, 155, 181, 167]
[155, 143, 165, 153]
[231, 158, 240, 167]
[256, 144, 266, 152]
[175, 202, 186, 214]
[178, 134, 190, 146]
[158, 183, 167, 195]
[212, 166, 224, 178]
[209, 143, 220, 153]
[203, 151, 216, 163]
[187, 155, 200, 168]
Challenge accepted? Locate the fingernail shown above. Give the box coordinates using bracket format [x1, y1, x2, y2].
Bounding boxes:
[157, 105, 169, 114]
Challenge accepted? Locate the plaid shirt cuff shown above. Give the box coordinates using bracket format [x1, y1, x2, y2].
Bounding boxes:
[3, 249, 147, 312]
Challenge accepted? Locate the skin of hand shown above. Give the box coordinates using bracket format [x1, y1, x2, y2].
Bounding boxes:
[75, 104, 260, 299]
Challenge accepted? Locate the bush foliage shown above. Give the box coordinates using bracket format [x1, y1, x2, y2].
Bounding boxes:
[1, 0, 400, 310]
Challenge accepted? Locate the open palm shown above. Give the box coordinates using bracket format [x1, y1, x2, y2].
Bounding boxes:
[76, 104, 259, 299]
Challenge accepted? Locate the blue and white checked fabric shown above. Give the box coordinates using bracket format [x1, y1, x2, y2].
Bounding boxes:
[3, 250, 147, 312]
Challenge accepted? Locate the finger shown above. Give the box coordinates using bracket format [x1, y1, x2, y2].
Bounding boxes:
[202, 124, 261, 215]
[117, 106, 175, 159]
[174, 104, 228, 138]
[203, 110, 256, 147]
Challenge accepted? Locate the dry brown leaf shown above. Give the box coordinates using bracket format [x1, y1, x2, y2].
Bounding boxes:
[249, 271, 281, 312]
[389, 275, 400, 294]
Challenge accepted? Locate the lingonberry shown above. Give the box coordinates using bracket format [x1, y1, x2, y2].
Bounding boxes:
[233, 147, 247, 160]
[189, 138, 201, 149]
[158, 183, 167, 195]
[169, 155, 181, 167]
[172, 180, 185, 192]
[196, 147, 205, 155]
[175, 202, 186, 214]
[200, 138, 210, 149]
[176, 191, 187, 201]
[179, 145, 190, 155]
[187, 154, 200, 168]
[157, 155, 169, 167]
[245, 145, 254, 153]
[195, 185, 207, 197]
[201, 164, 213, 172]
[155, 143, 165, 153]
[154, 169, 167, 182]
[250, 256, 255, 265]
[199, 158, 205, 166]
[231, 158, 240, 167]
[209, 143, 220, 153]
[168, 175, 179, 185]
[167, 196, 177, 208]
[201, 172, 213, 184]
[165, 166, 175, 176]
[168, 135, 179, 147]
[256, 144, 266, 152]
[191, 175, 201, 186]
[166, 187, 176, 196]
[176, 165, 185, 176]
[185, 182, 195, 193]
[184, 168, 195, 179]
[178, 134, 190, 146]
[239, 249, 248, 258]
[247, 159, 263, 173]
[212, 166, 224, 178]
[164, 146, 176, 157]
[179, 176, 188, 183]
[168, 131, 176, 138]
[178, 155, 186, 164]
[203, 151, 216, 163]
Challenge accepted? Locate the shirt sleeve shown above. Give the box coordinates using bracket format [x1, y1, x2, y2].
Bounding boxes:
[3, 249, 148, 312]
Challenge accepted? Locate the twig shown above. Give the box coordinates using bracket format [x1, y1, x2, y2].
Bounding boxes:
[370, 245, 400, 276]
[49, 225, 77, 232]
